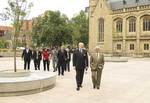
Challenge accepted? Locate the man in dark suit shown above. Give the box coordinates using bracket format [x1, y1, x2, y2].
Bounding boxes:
[32, 48, 42, 70]
[57, 46, 67, 76]
[22, 45, 32, 70]
[63, 48, 68, 71]
[73, 42, 88, 91]
[66, 47, 71, 72]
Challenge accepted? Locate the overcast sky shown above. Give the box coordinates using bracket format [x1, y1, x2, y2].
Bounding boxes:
[0, 0, 118, 25]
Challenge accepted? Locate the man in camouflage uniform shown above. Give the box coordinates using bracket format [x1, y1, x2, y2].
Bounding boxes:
[90, 46, 104, 89]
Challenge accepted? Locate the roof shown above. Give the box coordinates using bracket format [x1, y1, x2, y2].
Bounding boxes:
[0, 26, 12, 31]
[109, 0, 150, 10]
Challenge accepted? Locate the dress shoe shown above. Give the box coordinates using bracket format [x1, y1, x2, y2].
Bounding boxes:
[97, 87, 100, 89]
[93, 85, 96, 89]
[76, 87, 80, 91]
[80, 85, 82, 88]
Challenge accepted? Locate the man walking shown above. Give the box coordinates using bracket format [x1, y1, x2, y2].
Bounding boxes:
[32, 48, 42, 70]
[90, 46, 104, 89]
[66, 47, 71, 72]
[57, 46, 66, 76]
[73, 42, 88, 91]
[22, 45, 32, 70]
[51, 47, 58, 72]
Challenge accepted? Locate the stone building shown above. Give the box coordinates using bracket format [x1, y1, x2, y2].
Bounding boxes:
[20, 19, 34, 46]
[0, 26, 12, 40]
[0, 19, 34, 48]
[0, 26, 12, 47]
[89, 0, 150, 57]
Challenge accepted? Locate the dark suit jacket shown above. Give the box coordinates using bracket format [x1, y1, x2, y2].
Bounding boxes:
[66, 51, 71, 62]
[73, 48, 88, 70]
[32, 50, 42, 60]
[22, 49, 32, 61]
[57, 50, 66, 65]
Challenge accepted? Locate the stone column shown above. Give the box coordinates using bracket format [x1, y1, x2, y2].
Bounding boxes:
[122, 18, 126, 56]
[136, 17, 140, 56]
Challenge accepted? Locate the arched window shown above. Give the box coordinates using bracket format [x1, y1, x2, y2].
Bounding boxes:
[143, 16, 150, 31]
[116, 19, 122, 33]
[98, 18, 104, 42]
[129, 18, 136, 32]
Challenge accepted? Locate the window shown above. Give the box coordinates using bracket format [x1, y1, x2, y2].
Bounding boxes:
[0, 30, 4, 37]
[143, 17, 150, 31]
[100, 4, 102, 8]
[144, 44, 149, 50]
[116, 20, 122, 32]
[129, 19, 136, 32]
[130, 44, 134, 50]
[117, 44, 121, 50]
[98, 18, 104, 42]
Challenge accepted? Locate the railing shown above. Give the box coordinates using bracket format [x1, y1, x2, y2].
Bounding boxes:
[140, 34, 150, 40]
[113, 33, 123, 40]
[112, 4, 150, 14]
[126, 35, 136, 40]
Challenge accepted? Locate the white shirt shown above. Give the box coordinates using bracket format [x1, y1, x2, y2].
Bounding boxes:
[97, 53, 100, 59]
[26, 49, 29, 53]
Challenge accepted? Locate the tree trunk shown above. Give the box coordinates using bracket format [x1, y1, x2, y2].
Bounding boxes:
[14, 36, 17, 72]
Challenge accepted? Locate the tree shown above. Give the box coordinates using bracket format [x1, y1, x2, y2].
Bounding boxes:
[0, 0, 33, 72]
[0, 40, 7, 48]
[32, 10, 73, 47]
[70, 10, 89, 47]
[32, 10, 89, 48]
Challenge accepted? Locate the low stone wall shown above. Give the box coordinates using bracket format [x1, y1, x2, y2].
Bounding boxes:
[105, 57, 128, 62]
[0, 71, 56, 96]
[0, 52, 22, 57]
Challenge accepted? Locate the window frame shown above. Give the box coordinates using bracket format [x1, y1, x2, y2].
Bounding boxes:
[129, 18, 136, 32]
[143, 17, 150, 31]
[129, 44, 135, 50]
[116, 20, 123, 33]
[0, 30, 4, 37]
[117, 44, 122, 50]
[98, 18, 104, 42]
[144, 44, 149, 50]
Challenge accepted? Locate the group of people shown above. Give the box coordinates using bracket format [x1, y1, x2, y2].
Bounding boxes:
[21, 45, 71, 75]
[22, 42, 105, 91]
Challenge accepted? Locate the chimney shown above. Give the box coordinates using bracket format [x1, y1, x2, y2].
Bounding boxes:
[135, 0, 139, 3]
[123, 0, 127, 5]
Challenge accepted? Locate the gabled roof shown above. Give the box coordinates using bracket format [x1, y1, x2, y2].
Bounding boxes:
[109, 0, 150, 10]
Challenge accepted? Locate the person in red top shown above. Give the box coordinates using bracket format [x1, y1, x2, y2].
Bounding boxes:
[42, 48, 50, 71]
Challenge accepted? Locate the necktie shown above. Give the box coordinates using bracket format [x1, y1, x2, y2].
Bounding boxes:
[97, 53, 100, 59]
[80, 49, 82, 53]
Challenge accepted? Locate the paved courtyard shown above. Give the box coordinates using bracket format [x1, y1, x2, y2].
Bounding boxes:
[0, 57, 150, 103]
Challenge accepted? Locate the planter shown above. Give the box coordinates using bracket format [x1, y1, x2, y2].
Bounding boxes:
[0, 71, 56, 96]
[105, 57, 128, 62]
[0, 69, 30, 77]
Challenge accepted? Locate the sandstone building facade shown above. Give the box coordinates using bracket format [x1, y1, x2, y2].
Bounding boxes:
[89, 0, 150, 57]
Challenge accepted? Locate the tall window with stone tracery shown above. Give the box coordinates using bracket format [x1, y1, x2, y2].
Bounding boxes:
[129, 18, 136, 32]
[98, 18, 104, 42]
[116, 20, 122, 33]
[143, 16, 150, 31]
